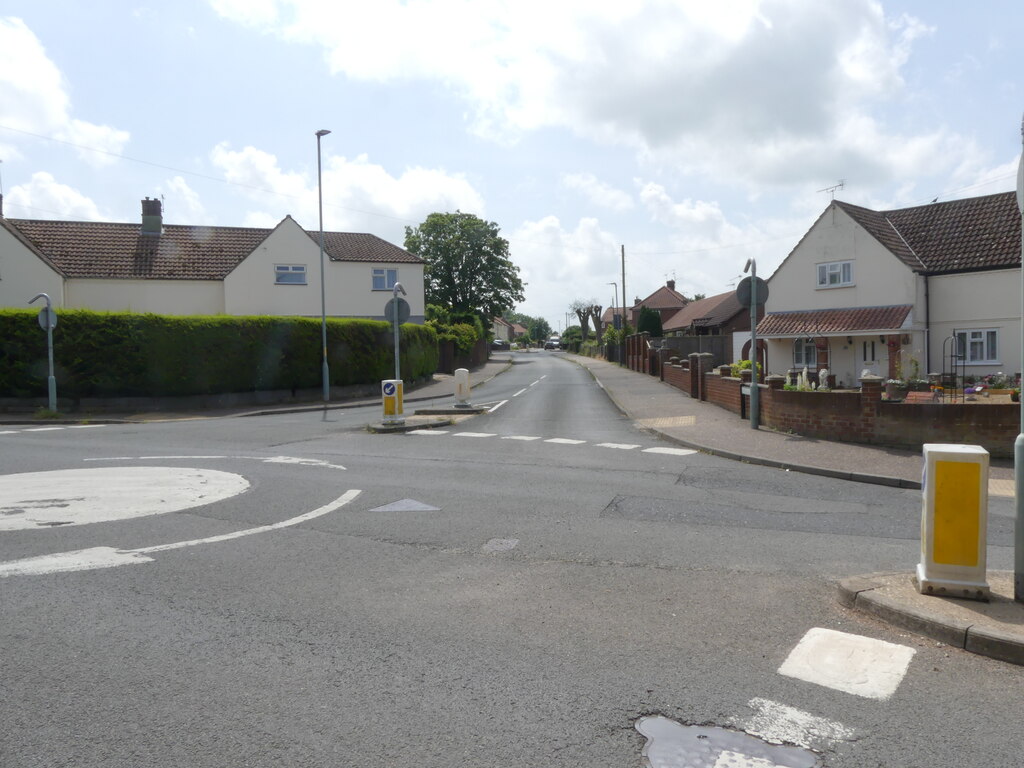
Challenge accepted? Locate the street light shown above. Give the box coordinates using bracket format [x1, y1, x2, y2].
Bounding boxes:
[316, 129, 331, 403]
[607, 282, 618, 328]
[744, 258, 759, 429]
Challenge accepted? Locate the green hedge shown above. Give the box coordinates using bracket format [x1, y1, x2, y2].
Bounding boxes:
[0, 309, 438, 399]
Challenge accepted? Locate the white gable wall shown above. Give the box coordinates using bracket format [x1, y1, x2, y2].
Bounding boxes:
[334, 261, 425, 321]
[0, 225, 65, 308]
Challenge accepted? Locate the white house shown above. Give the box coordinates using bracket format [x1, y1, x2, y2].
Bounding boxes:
[758, 193, 1021, 388]
[0, 197, 426, 322]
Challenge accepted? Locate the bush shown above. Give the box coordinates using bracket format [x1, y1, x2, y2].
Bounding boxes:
[0, 309, 438, 399]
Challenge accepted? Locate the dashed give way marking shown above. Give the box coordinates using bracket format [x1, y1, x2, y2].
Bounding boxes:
[0, 488, 362, 577]
[778, 627, 915, 700]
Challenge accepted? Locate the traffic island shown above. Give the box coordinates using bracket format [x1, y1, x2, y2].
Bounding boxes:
[366, 416, 454, 434]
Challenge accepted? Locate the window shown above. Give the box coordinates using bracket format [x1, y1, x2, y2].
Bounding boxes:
[862, 340, 877, 363]
[275, 264, 306, 284]
[793, 338, 816, 367]
[955, 329, 999, 364]
[816, 260, 853, 288]
[372, 268, 398, 291]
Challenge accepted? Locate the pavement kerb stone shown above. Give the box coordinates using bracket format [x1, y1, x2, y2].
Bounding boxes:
[572, 356, 924, 491]
[965, 624, 1024, 666]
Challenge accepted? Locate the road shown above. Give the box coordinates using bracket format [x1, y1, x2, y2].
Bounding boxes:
[2, 350, 1022, 767]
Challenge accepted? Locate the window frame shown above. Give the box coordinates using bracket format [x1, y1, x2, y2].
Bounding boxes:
[955, 328, 1000, 365]
[372, 267, 399, 291]
[274, 264, 307, 285]
[816, 260, 853, 289]
[793, 337, 817, 368]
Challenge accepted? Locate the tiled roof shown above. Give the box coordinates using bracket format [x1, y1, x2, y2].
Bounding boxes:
[835, 192, 1019, 274]
[663, 291, 743, 331]
[3, 216, 420, 280]
[601, 306, 626, 323]
[635, 284, 688, 309]
[757, 305, 913, 337]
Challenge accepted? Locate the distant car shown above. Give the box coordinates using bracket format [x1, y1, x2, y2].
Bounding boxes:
[491, 338, 509, 349]
[544, 338, 560, 350]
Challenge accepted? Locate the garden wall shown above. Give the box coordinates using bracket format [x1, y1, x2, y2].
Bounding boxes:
[657, 354, 1019, 457]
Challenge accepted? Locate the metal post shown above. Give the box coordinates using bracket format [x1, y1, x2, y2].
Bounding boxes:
[607, 281, 617, 362]
[392, 282, 407, 381]
[316, 129, 331, 403]
[1015, 114, 1024, 601]
[745, 259, 759, 429]
[29, 292, 56, 411]
[621, 244, 627, 366]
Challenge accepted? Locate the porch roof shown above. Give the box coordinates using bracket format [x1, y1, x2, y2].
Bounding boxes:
[757, 305, 913, 338]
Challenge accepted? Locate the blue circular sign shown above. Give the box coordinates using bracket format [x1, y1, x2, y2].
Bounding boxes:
[383, 382, 396, 396]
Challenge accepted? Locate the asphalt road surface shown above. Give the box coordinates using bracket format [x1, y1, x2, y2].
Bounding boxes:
[2, 350, 1021, 767]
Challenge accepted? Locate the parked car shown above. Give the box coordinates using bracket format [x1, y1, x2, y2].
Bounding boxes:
[544, 337, 561, 350]
[492, 338, 509, 349]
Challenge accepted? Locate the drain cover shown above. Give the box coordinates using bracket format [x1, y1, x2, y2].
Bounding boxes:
[637, 716, 818, 768]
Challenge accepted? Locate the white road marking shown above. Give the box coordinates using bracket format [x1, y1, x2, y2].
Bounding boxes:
[368, 498, 439, 513]
[513, 388, 528, 397]
[643, 447, 698, 456]
[0, 489, 363, 577]
[84, 454, 345, 470]
[597, 442, 640, 450]
[67, 424, 106, 429]
[23, 427, 64, 432]
[636, 716, 816, 768]
[778, 627, 916, 700]
[0, 431, 17, 435]
[744, 698, 855, 750]
[0, 547, 154, 577]
[257, 456, 346, 470]
[482, 538, 519, 553]
[488, 400, 508, 413]
[409, 430, 449, 435]
[454, 432, 496, 438]
[502, 435, 541, 441]
[529, 379, 541, 387]
[545, 438, 585, 445]
[0, 467, 250, 531]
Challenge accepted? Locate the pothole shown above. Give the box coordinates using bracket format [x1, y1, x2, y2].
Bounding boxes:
[636, 716, 819, 768]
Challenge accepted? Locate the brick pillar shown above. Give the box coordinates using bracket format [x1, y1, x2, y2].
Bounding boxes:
[696, 352, 714, 401]
[859, 374, 883, 441]
[718, 364, 732, 377]
[687, 353, 700, 399]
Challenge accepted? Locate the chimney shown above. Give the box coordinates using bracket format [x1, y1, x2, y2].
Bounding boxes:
[666, 279, 676, 291]
[141, 197, 162, 235]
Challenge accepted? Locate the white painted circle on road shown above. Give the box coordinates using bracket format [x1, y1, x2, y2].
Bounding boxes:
[0, 467, 250, 530]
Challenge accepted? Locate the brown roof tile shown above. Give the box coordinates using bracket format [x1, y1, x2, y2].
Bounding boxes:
[835, 192, 1019, 274]
[757, 305, 913, 337]
[5, 216, 420, 280]
[663, 291, 743, 331]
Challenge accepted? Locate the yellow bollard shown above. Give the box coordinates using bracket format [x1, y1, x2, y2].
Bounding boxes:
[382, 379, 404, 425]
[917, 443, 990, 600]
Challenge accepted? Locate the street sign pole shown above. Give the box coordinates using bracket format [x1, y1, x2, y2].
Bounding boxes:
[29, 292, 57, 412]
[1015, 114, 1024, 602]
[392, 282, 407, 382]
[749, 260, 759, 429]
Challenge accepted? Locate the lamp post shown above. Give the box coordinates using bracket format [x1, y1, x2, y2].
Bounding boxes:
[607, 281, 618, 363]
[1015, 114, 1024, 602]
[316, 129, 331, 403]
[744, 258, 759, 429]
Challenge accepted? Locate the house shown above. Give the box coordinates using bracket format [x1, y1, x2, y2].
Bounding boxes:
[629, 279, 689, 328]
[0, 197, 426, 322]
[758, 192, 1021, 388]
[600, 306, 626, 331]
[662, 290, 762, 364]
[491, 316, 515, 342]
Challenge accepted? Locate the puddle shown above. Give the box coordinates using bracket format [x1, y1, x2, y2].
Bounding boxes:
[637, 716, 819, 768]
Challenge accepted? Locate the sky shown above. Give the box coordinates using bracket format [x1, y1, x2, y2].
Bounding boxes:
[1, 1, 1021, 331]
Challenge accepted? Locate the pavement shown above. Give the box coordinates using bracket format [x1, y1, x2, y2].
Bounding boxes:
[4, 349, 1023, 666]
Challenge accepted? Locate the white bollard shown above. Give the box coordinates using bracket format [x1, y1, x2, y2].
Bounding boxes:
[917, 443, 990, 600]
[454, 368, 471, 407]
[381, 379, 404, 425]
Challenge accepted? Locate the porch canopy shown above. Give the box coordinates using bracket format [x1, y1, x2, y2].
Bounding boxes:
[756, 304, 913, 339]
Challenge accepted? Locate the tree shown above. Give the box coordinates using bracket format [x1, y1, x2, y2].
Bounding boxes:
[637, 306, 663, 336]
[528, 318, 552, 342]
[405, 212, 525, 320]
[692, 293, 706, 301]
[570, 299, 595, 341]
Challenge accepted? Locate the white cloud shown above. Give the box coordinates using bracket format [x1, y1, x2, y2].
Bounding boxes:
[158, 176, 210, 225]
[0, 17, 129, 166]
[562, 173, 634, 211]
[209, 142, 485, 243]
[207, 0, 966, 189]
[3, 171, 105, 220]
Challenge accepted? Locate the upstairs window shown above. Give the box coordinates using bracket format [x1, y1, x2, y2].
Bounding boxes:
[372, 268, 398, 291]
[816, 260, 853, 288]
[275, 264, 307, 285]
